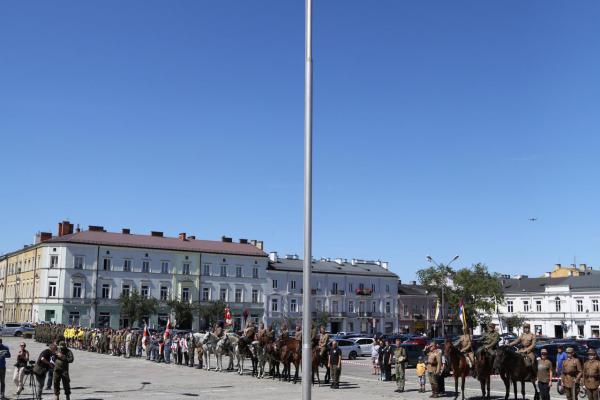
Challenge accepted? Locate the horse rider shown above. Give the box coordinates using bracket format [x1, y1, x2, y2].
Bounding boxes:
[478, 323, 500, 354]
[242, 320, 256, 347]
[214, 322, 224, 339]
[257, 322, 266, 342]
[582, 348, 600, 400]
[310, 324, 318, 347]
[280, 322, 289, 340]
[318, 325, 329, 359]
[508, 323, 537, 367]
[562, 347, 583, 400]
[457, 330, 475, 374]
[294, 325, 302, 343]
[266, 324, 275, 342]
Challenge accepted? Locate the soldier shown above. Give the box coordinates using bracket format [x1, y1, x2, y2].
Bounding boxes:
[266, 324, 275, 342]
[257, 322, 266, 342]
[394, 338, 407, 393]
[508, 323, 537, 367]
[280, 322, 289, 340]
[54, 340, 74, 400]
[582, 348, 600, 400]
[310, 324, 318, 346]
[214, 323, 224, 339]
[537, 348, 553, 400]
[243, 320, 256, 343]
[479, 323, 500, 353]
[562, 347, 583, 400]
[328, 340, 342, 389]
[188, 333, 195, 367]
[318, 326, 329, 358]
[294, 326, 302, 343]
[457, 331, 474, 374]
[427, 342, 442, 398]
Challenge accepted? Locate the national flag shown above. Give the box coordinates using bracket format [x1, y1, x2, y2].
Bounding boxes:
[164, 317, 171, 340]
[458, 298, 468, 332]
[434, 300, 440, 320]
[142, 322, 149, 350]
[224, 307, 232, 327]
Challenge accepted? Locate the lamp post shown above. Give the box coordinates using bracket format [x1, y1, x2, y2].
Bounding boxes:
[425, 289, 429, 337]
[426, 255, 459, 336]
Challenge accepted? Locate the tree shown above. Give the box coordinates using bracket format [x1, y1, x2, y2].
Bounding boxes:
[199, 300, 226, 328]
[118, 289, 158, 328]
[166, 299, 197, 329]
[502, 315, 525, 333]
[313, 311, 330, 328]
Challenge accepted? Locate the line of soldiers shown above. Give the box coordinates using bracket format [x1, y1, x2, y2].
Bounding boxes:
[560, 346, 600, 400]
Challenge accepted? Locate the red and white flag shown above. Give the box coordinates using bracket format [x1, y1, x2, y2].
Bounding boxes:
[164, 318, 171, 340]
[224, 307, 232, 327]
[142, 323, 149, 350]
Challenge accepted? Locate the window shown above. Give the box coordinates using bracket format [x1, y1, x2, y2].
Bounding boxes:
[403, 304, 408, 316]
[359, 283, 365, 290]
[48, 281, 57, 297]
[236, 266, 242, 278]
[50, 255, 59, 268]
[103, 258, 111, 271]
[290, 298, 297, 312]
[536, 300, 542, 312]
[577, 299, 584, 312]
[272, 279, 278, 289]
[348, 300, 354, 313]
[252, 289, 259, 303]
[161, 262, 169, 274]
[122, 284, 130, 297]
[142, 261, 150, 273]
[332, 301, 339, 313]
[202, 288, 210, 301]
[203, 264, 211, 276]
[271, 298, 279, 312]
[523, 300, 530, 312]
[371, 283, 376, 293]
[74, 256, 84, 269]
[182, 288, 190, 302]
[386, 284, 390, 293]
[252, 267, 259, 279]
[123, 259, 132, 272]
[98, 312, 110, 328]
[182, 263, 190, 275]
[386, 301, 391, 314]
[332, 282, 338, 293]
[593, 299, 599, 312]
[235, 288, 242, 302]
[555, 297, 561, 312]
[72, 282, 82, 298]
[220, 265, 227, 277]
[316, 300, 322, 311]
[290, 280, 296, 290]
[349, 283, 353, 292]
[372, 301, 376, 312]
[220, 288, 227, 302]
[141, 285, 149, 298]
[507, 300, 514, 313]
[101, 284, 111, 299]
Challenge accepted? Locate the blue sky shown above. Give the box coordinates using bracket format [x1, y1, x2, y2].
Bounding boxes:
[1, 1, 600, 280]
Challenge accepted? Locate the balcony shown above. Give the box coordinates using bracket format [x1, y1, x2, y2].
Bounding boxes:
[355, 288, 373, 296]
[330, 289, 345, 296]
[300, 288, 323, 295]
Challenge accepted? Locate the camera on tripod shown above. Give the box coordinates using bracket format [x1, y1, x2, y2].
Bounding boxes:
[23, 361, 35, 375]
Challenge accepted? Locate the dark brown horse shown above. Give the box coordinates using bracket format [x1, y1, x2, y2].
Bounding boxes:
[311, 346, 330, 385]
[493, 346, 538, 400]
[475, 349, 494, 399]
[444, 340, 470, 399]
[280, 338, 301, 383]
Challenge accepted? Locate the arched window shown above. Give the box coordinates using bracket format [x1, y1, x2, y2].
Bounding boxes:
[555, 297, 561, 312]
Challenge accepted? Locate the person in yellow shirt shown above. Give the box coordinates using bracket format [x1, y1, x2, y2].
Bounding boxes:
[416, 356, 427, 393]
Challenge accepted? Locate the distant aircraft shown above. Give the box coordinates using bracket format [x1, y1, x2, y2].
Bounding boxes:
[529, 218, 538, 222]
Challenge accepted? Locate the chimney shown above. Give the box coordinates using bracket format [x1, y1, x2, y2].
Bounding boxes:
[122, 228, 131, 234]
[37, 232, 52, 243]
[188, 235, 196, 240]
[221, 236, 232, 243]
[554, 263, 561, 270]
[75, 224, 81, 233]
[269, 252, 278, 262]
[579, 264, 587, 271]
[88, 225, 105, 232]
[398, 280, 402, 285]
[411, 280, 417, 285]
[381, 261, 389, 270]
[179, 232, 187, 241]
[256, 240, 264, 250]
[57, 220, 74, 236]
[544, 272, 551, 277]
[239, 238, 248, 244]
[150, 231, 163, 237]
[334, 258, 344, 265]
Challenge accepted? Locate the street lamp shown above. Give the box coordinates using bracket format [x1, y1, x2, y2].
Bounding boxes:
[426, 255, 459, 336]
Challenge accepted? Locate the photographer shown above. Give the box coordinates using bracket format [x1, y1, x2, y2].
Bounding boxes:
[33, 343, 56, 400]
[53, 341, 74, 400]
[0, 338, 12, 400]
[13, 342, 28, 395]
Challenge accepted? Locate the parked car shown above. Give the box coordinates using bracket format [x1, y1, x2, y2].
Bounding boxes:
[351, 337, 375, 356]
[328, 339, 361, 360]
[577, 339, 600, 350]
[387, 343, 425, 368]
[0, 322, 35, 337]
[534, 342, 586, 368]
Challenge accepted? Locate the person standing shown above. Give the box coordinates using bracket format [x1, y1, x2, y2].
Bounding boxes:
[537, 348, 553, 400]
[372, 339, 380, 376]
[187, 334, 195, 367]
[383, 340, 393, 381]
[427, 343, 442, 398]
[557, 346, 567, 377]
[0, 339, 11, 399]
[378, 339, 385, 380]
[53, 341, 74, 400]
[13, 342, 28, 396]
[562, 347, 583, 400]
[438, 342, 447, 396]
[582, 348, 600, 400]
[33, 343, 56, 400]
[416, 356, 427, 393]
[394, 338, 407, 392]
[328, 341, 342, 389]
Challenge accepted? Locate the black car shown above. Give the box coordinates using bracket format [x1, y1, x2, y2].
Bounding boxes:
[387, 343, 425, 368]
[534, 342, 586, 368]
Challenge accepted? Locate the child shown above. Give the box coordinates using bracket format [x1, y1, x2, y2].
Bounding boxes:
[416, 356, 427, 392]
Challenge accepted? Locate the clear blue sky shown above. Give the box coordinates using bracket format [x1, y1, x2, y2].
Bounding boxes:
[2, 1, 600, 280]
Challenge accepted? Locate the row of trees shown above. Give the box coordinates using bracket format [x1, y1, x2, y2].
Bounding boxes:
[117, 289, 226, 329]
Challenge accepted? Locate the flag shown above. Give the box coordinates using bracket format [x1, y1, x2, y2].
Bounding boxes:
[458, 298, 468, 332]
[224, 307, 232, 327]
[164, 317, 171, 340]
[434, 300, 440, 321]
[142, 323, 149, 350]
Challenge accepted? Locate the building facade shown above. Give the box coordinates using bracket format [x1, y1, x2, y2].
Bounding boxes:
[264, 253, 399, 334]
[397, 281, 437, 335]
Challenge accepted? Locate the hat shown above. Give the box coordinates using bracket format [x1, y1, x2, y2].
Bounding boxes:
[588, 348, 597, 356]
[523, 323, 530, 328]
[566, 347, 574, 354]
[540, 348, 548, 354]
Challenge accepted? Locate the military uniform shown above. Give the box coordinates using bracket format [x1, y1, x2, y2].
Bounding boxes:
[266, 326, 275, 342]
[427, 346, 442, 397]
[54, 341, 74, 400]
[582, 349, 600, 400]
[508, 324, 537, 366]
[318, 329, 329, 358]
[562, 348, 583, 400]
[394, 345, 407, 392]
[457, 334, 474, 370]
[479, 326, 500, 352]
[294, 327, 302, 342]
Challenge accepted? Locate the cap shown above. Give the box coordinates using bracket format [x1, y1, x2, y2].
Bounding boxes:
[540, 349, 548, 354]
[523, 323, 531, 328]
[566, 347, 574, 354]
[588, 348, 597, 356]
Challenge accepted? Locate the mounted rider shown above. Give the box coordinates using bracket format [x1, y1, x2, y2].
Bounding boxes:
[280, 322, 289, 340]
[457, 330, 475, 374]
[294, 325, 302, 342]
[214, 322, 224, 339]
[508, 322, 537, 367]
[477, 323, 500, 354]
[318, 325, 329, 358]
[266, 324, 276, 342]
[257, 322, 267, 342]
[243, 320, 256, 344]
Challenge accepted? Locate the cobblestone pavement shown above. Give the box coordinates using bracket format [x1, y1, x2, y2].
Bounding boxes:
[1, 337, 529, 400]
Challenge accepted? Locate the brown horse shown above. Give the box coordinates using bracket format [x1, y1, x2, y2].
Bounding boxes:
[280, 337, 302, 383]
[493, 346, 538, 400]
[311, 346, 330, 385]
[444, 340, 470, 399]
[475, 348, 494, 399]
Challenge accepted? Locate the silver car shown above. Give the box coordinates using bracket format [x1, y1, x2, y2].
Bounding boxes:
[329, 338, 361, 360]
[1, 323, 34, 337]
[350, 337, 375, 357]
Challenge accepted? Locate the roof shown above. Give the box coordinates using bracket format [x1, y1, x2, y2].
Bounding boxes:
[502, 273, 600, 294]
[398, 283, 430, 296]
[43, 230, 267, 257]
[267, 258, 398, 278]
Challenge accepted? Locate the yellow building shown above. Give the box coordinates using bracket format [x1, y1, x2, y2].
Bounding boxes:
[3, 246, 39, 323]
[0, 256, 6, 322]
[547, 263, 594, 278]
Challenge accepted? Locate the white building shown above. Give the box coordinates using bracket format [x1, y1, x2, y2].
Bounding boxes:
[487, 273, 600, 338]
[264, 253, 399, 334]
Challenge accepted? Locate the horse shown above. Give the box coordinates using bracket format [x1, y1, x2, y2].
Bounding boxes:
[235, 336, 259, 376]
[215, 333, 237, 371]
[444, 340, 470, 399]
[256, 334, 272, 379]
[280, 338, 302, 384]
[493, 346, 539, 400]
[264, 341, 281, 379]
[201, 331, 219, 370]
[311, 345, 330, 385]
[475, 348, 495, 399]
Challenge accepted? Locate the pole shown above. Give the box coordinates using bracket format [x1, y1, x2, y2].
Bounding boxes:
[302, 0, 313, 398]
[441, 284, 445, 336]
[426, 291, 429, 337]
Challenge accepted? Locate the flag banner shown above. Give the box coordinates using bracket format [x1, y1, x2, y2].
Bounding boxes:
[164, 318, 171, 340]
[459, 298, 468, 332]
[434, 300, 440, 320]
[142, 322, 149, 350]
[224, 307, 232, 327]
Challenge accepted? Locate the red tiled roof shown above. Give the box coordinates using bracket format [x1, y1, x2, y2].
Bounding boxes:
[45, 230, 266, 257]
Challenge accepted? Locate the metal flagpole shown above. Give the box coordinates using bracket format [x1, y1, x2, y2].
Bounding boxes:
[302, 0, 313, 398]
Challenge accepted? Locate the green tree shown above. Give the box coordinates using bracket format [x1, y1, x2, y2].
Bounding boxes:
[118, 289, 158, 328]
[313, 311, 330, 328]
[199, 300, 227, 328]
[166, 299, 197, 329]
[502, 315, 525, 333]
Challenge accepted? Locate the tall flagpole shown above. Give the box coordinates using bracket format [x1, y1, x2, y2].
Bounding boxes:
[302, 0, 313, 398]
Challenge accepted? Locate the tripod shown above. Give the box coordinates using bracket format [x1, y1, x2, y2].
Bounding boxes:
[20, 370, 39, 400]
